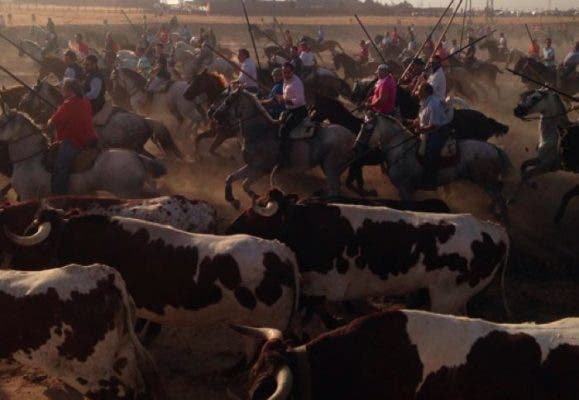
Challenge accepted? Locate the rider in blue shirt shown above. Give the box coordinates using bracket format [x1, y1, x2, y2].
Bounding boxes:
[261, 68, 285, 119]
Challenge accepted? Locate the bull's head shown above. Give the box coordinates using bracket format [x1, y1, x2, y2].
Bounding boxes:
[230, 324, 294, 400]
[227, 189, 297, 240]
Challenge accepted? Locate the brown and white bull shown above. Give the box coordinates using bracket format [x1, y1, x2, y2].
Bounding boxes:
[1, 195, 218, 235]
[0, 263, 164, 400]
[234, 309, 579, 400]
[0, 210, 300, 353]
[229, 190, 509, 314]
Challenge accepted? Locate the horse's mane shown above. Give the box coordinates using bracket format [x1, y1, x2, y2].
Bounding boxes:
[204, 70, 227, 89]
[120, 68, 147, 89]
[239, 90, 278, 125]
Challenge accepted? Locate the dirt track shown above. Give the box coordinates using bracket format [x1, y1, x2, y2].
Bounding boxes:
[0, 13, 577, 400]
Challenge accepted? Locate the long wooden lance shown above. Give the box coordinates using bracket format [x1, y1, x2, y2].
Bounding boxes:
[0, 31, 43, 65]
[459, 2, 467, 48]
[204, 44, 270, 92]
[0, 65, 57, 110]
[354, 14, 387, 65]
[432, 0, 464, 56]
[399, 0, 455, 83]
[524, 23, 535, 45]
[240, 0, 262, 70]
[507, 68, 578, 102]
[258, 26, 291, 59]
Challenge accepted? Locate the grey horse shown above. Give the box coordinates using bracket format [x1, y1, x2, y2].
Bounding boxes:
[211, 88, 355, 209]
[18, 79, 184, 160]
[0, 110, 166, 200]
[367, 115, 513, 221]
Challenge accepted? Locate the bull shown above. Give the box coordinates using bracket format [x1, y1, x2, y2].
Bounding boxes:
[0, 263, 165, 399]
[234, 309, 579, 400]
[0, 210, 300, 359]
[1, 195, 218, 235]
[229, 189, 509, 315]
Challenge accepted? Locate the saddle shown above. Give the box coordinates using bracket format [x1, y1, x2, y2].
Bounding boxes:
[417, 134, 460, 168]
[288, 118, 319, 140]
[43, 142, 100, 174]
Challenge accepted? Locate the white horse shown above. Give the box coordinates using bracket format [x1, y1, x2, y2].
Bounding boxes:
[110, 67, 203, 136]
[368, 115, 513, 221]
[172, 43, 234, 81]
[0, 110, 166, 200]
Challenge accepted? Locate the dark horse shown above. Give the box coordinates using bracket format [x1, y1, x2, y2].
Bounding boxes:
[479, 38, 509, 63]
[183, 69, 233, 158]
[513, 57, 579, 95]
[333, 53, 403, 82]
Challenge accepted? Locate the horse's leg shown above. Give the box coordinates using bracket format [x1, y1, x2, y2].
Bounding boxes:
[241, 169, 266, 203]
[194, 128, 217, 156]
[209, 130, 230, 158]
[225, 165, 252, 210]
[554, 184, 579, 223]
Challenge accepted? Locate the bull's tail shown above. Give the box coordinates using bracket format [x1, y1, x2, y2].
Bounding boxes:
[139, 155, 167, 178]
[145, 118, 185, 160]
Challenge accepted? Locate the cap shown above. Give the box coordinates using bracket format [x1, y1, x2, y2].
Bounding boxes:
[376, 64, 389, 73]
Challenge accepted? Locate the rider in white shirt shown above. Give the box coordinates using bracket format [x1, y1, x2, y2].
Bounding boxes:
[237, 48, 259, 94]
[427, 56, 446, 100]
[543, 38, 556, 69]
[298, 41, 316, 78]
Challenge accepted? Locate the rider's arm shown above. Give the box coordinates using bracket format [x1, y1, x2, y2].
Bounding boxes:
[367, 82, 388, 108]
[85, 77, 102, 100]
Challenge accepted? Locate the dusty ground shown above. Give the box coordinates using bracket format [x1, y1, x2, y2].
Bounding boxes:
[0, 12, 577, 400]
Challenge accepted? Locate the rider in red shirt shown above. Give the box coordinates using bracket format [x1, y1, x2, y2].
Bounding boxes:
[75, 33, 89, 57]
[47, 78, 97, 194]
[359, 40, 369, 63]
[528, 39, 540, 58]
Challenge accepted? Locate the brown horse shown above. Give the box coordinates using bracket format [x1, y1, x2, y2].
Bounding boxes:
[38, 56, 66, 80]
[0, 85, 28, 109]
[183, 69, 235, 158]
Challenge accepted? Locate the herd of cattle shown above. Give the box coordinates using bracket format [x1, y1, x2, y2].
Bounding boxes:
[0, 189, 577, 399]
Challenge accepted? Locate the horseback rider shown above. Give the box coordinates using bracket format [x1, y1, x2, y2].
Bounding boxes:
[353, 64, 397, 157]
[278, 62, 306, 164]
[146, 43, 171, 98]
[391, 27, 400, 46]
[528, 39, 540, 59]
[498, 32, 508, 57]
[237, 48, 259, 94]
[410, 82, 451, 188]
[463, 36, 477, 69]
[449, 39, 459, 57]
[407, 26, 416, 52]
[359, 40, 369, 64]
[298, 40, 316, 78]
[261, 68, 285, 119]
[63, 50, 85, 81]
[317, 25, 325, 44]
[284, 29, 293, 50]
[47, 78, 97, 195]
[46, 17, 55, 34]
[136, 46, 152, 78]
[104, 32, 118, 69]
[289, 46, 303, 78]
[42, 26, 59, 58]
[542, 38, 556, 70]
[83, 54, 106, 115]
[427, 55, 446, 100]
[560, 41, 579, 83]
[433, 43, 449, 68]
[75, 33, 89, 58]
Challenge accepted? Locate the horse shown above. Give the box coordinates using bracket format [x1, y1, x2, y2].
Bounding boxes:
[367, 115, 513, 220]
[183, 69, 235, 157]
[18, 79, 184, 160]
[0, 85, 28, 109]
[310, 95, 385, 197]
[109, 67, 203, 136]
[300, 35, 345, 55]
[18, 39, 45, 61]
[332, 52, 380, 81]
[0, 109, 166, 200]
[512, 89, 577, 206]
[479, 38, 510, 63]
[450, 62, 503, 98]
[303, 72, 352, 104]
[211, 88, 355, 209]
[513, 57, 579, 95]
[38, 55, 66, 80]
[250, 24, 278, 43]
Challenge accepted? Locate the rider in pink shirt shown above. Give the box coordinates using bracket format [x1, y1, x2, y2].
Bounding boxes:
[354, 64, 397, 156]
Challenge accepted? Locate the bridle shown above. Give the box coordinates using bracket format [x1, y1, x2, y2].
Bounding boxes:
[517, 91, 577, 121]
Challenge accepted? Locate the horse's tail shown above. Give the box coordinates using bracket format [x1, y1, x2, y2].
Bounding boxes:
[145, 118, 185, 160]
[138, 155, 167, 178]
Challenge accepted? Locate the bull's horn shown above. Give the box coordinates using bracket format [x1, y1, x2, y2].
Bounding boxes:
[229, 324, 283, 341]
[268, 366, 294, 400]
[252, 201, 279, 217]
[4, 222, 51, 246]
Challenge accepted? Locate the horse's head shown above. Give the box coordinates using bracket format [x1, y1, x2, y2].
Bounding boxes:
[183, 68, 208, 101]
[514, 89, 556, 118]
[18, 79, 60, 123]
[211, 87, 274, 127]
[0, 110, 34, 143]
[351, 78, 376, 104]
